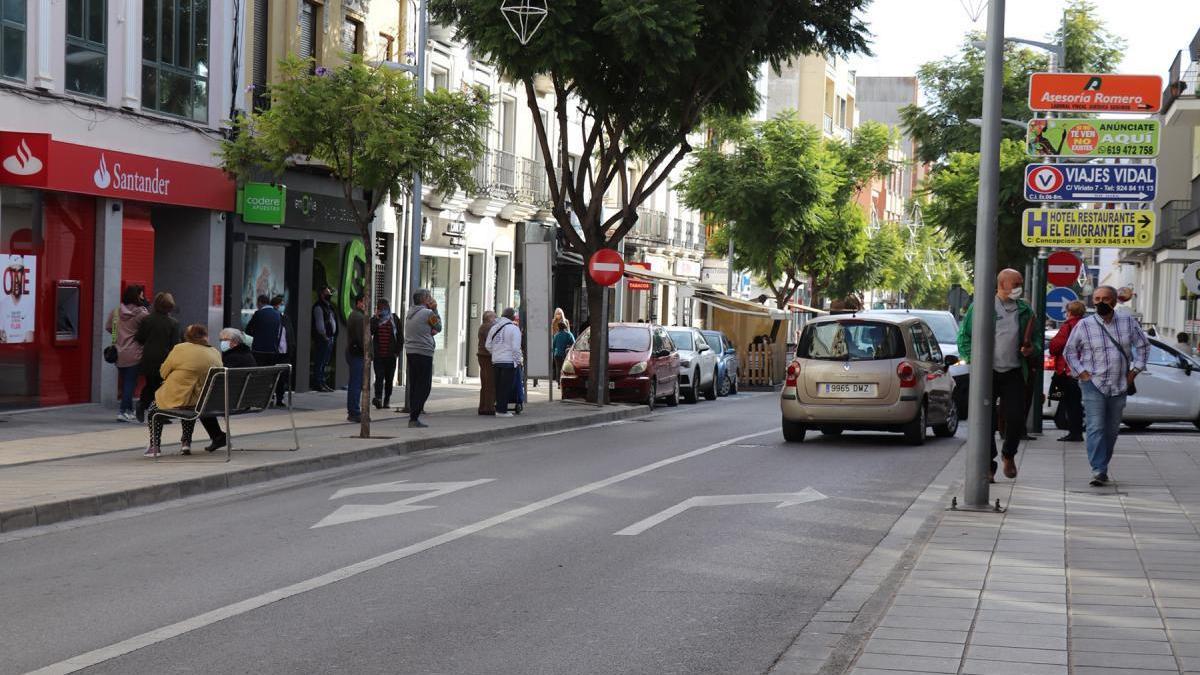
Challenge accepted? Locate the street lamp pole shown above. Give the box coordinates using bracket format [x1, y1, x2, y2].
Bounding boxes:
[964, 0, 1005, 508]
[409, 0, 428, 294]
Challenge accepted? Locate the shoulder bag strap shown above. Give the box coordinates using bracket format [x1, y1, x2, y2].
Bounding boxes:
[1094, 316, 1132, 367]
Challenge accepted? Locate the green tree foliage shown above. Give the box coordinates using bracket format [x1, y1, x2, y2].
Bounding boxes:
[220, 56, 489, 436]
[900, 0, 1126, 271]
[871, 222, 971, 309]
[431, 0, 871, 401]
[678, 115, 893, 308]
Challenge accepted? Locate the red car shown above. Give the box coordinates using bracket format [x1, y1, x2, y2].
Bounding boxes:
[560, 323, 681, 409]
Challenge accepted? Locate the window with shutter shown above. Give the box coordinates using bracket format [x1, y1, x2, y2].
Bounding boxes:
[341, 17, 360, 55]
[298, 2, 315, 60]
[251, 0, 267, 108]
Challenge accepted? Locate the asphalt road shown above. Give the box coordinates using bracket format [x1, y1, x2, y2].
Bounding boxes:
[2, 392, 960, 675]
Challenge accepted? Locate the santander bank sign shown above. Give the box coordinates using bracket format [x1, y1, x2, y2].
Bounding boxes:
[0, 131, 233, 211]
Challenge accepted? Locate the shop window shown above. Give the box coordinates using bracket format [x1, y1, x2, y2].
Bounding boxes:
[1, 0, 25, 80]
[66, 0, 106, 97]
[142, 0, 209, 121]
[341, 16, 361, 55]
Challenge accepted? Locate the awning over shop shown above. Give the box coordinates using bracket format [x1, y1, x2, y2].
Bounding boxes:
[692, 289, 790, 320]
[623, 265, 694, 286]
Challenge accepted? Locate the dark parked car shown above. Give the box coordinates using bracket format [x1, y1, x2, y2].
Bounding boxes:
[701, 330, 739, 396]
[560, 323, 681, 409]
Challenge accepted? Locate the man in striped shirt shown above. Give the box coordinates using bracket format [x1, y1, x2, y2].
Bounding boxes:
[1064, 285, 1149, 486]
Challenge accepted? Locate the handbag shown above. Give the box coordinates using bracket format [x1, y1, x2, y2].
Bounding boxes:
[103, 309, 119, 364]
[1048, 373, 1065, 401]
[1094, 316, 1138, 396]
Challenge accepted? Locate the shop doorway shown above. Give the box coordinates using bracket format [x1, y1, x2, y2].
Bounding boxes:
[420, 254, 461, 379]
[494, 253, 511, 312]
[466, 250, 485, 377]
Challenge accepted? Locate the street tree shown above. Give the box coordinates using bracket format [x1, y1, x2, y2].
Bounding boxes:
[220, 55, 489, 438]
[899, 0, 1125, 270]
[679, 116, 893, 309]
[431, 0, 871, 403]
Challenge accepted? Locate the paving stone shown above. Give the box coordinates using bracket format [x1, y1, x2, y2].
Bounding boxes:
[878, 614, 973, 631]
[862, 638, 964, 659]
[849, 669, 936, 675]
[1068, 638, 1174, 655]
[960, 658, 1067, 675]
[968, 632, 1067, 651]
[974, 609, 1067, 625]
[970, 620, 1067, 637]
[853, 653, 960, 673]
[1069, 626, 1169, 641]
[885, 604, 977, 620]
[891, 594, 979, 609]
[1070, 651, 1181, 670]
[966, 645, 1067, 665]
[870, 627, 969, 644]
[1070, 614, 1165, 629]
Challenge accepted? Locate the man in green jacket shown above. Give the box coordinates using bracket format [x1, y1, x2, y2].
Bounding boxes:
[957, 268, 1043, 481]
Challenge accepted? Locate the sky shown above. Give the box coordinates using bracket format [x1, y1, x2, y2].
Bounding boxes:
[848, 0, 1198, 85]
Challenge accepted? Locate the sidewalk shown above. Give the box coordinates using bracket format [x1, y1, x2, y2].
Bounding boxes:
[0, 382, 643, 533]
[776, 431, 1200, 675]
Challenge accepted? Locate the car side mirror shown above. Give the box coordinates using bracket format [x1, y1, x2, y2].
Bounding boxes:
[698, 344, 710, 352]
[1182, 359, 1193, 376]
[655, 349, 671, 358]
[725, 347, 736, 355]
[943, 355, 960, 367]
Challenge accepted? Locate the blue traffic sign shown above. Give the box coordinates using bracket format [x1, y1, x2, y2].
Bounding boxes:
[1024, 163, 1156, 203]
[1045, 286, 1079, 322]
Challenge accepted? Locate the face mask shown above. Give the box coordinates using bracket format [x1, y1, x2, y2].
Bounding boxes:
[276, 305, 285, 315]
[219, 340, 231, 352]
[1095, 302, 1114, 317]
[1008, 287, 1023, 300]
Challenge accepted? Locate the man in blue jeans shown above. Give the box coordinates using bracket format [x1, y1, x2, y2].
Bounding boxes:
[1064, 285, 1149, 486]
[345, 294, 367, 423]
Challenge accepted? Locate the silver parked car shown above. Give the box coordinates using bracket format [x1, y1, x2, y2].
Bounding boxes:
[667, 326, 720, 403]
[780, 314, 958, 445]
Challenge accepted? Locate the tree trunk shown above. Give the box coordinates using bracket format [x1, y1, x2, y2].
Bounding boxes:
[359, 229, 374, 439]
[584, 276, 610, 405]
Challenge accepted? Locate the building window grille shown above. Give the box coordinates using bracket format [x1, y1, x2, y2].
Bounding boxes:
[141, 0, 209, 121]
[1, 0, 26, 80]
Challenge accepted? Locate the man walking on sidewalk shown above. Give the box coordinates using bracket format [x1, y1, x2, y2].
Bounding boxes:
[477, 310, 497, 416]
[957, 268, 1042, 481]
[345, 294, 367, 424]
[1064, 285, 1149, 486]
[486, 308, 523, 418]
[404, 289, 442, 428]
[1049, 300, 1086, 442]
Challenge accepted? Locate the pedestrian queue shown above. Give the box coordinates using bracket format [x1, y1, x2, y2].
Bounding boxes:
[104, 284, 149, 423]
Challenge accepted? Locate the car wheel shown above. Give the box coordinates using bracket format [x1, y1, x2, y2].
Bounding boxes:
[704, 369, 719, 400]
[684, 369, 699, 404]
[903, 402, 927, 446]
[819, 426, 843, 436]
[1125, 421, 1152, 431]
[666, 377, 680, 407]
[782, 417, 806, 443]
[645, 378, 657, 411]
[933, 399, 959, 438]
[718, 371, 731, 397]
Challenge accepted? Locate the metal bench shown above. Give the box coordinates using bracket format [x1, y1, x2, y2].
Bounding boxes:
[149, 364, 299, 461]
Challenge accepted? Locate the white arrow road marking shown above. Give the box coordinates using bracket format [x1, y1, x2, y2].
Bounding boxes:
[613, 488, 827, 536]
[31, 428, 776, 675]
[312, 479, 495, 529]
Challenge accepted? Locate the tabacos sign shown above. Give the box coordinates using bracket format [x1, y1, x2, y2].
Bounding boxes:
[236, 182, 287, 225]
[0, 130, 235, 211]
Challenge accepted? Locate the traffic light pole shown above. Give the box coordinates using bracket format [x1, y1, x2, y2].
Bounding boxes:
[964, 0, 1005, 509]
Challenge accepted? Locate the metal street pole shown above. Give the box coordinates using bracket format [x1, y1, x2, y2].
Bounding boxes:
[408, 0, 428, 294]
[964, 0, 1005, 508]
[726, 234, 735, 296]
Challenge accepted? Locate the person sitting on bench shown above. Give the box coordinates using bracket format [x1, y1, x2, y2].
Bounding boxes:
[196, 328, 258, 453]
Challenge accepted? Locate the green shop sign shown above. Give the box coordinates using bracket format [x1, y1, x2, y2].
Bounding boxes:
[1026, 118, 1159, 158]
[237, 182, 287, 225]
[340, 238, 367, 323]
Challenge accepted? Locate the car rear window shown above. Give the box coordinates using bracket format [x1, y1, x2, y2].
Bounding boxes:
[573, 326, 651, 352]
[798, 321, 905, 361]
[668, 330, 693, 350]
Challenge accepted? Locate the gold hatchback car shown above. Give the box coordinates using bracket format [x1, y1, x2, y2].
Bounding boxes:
[780, 314, 958, 445]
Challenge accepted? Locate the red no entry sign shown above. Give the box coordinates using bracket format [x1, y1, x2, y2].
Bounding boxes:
[1046, 251, 1083, 288]
[588, 248, 625, 287]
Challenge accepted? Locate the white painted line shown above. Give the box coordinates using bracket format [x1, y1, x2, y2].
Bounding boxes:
[1048, 264, 1076, 274]
[590, 262, 621, 271]
[29, 427, 780, 675]
[614, 488, 827, 536]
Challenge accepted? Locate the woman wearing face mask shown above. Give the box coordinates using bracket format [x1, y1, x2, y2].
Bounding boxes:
[195, 328, 257, 453]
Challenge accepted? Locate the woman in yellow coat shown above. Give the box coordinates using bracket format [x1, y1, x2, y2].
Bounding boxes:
[145, 323, 222, 457]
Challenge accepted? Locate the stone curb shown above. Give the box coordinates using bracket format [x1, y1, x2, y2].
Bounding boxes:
[0, 404, 649, 534]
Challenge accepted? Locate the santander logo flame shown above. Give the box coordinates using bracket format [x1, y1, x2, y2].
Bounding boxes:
[93, 153, 112, 189]
[2, 139, 44, 177]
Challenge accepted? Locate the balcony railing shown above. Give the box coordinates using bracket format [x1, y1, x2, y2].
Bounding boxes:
[516, 157, 550, 207]
[471, 149, 518, 198]
[822, 114, 834, 135]
[630, 208, 669, 242]
[1157, 200, 1192, 250]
